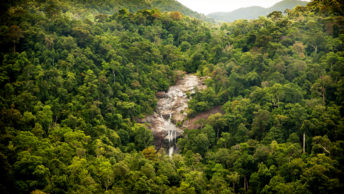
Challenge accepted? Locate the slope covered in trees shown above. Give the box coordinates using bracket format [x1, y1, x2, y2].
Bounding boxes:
[0, 0, 343, 193]
[1, 0, 210, 22]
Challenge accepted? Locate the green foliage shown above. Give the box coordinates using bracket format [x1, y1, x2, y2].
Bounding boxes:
[0, 0, 343, 193]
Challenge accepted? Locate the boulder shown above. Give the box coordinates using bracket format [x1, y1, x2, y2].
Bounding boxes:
[156, 91, 167, 98]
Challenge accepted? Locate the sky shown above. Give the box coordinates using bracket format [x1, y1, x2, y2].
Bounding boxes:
[176, 0, 310, 15]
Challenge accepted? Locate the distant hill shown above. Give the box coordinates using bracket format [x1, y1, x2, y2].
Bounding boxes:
[207, 0, 308, 22]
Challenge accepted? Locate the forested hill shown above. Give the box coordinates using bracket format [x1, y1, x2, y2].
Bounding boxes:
[90, 0, 211, 21]
[1, 0, 210, 21]
[208, 0, 308, 22]
[1, 0, 344, 193]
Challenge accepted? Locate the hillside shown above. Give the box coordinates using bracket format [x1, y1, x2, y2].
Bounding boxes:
[103, 0, 211, 21]
[0, 0, 344, 193]
[1, 0, 211, 22]
[81, 0, 212, 21]
[208, 0, 308, 22]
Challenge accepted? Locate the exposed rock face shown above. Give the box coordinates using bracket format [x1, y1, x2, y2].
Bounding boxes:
[182, 106, 224, 129]
[144, 74, 205, 156]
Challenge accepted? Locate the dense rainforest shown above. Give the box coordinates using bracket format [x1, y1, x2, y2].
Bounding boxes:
[0, 0, 344, 193]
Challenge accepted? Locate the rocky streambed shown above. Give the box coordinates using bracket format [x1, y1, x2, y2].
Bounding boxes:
[144, 74, 206, 156]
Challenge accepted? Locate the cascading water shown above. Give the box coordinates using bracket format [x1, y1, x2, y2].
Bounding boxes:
[160, 98, 178, 156]
[167, 113, 176, 156]
[144, 75, 205, 156]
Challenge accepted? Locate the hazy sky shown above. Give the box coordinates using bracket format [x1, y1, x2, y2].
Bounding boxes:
[176, 0, 309, 15]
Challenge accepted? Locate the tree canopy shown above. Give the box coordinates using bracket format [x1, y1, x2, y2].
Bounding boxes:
[0, 0, 343, 193]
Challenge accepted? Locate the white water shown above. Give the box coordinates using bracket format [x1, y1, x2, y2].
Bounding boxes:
[144, 75, 205, 156]
[160, 98, 178, 157]
[166, 114, 178, 156]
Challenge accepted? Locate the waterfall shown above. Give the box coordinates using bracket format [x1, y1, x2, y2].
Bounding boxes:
[159, 111, 177, 156]
[145, 75, 203, 157]
[167, 113, 175, 157]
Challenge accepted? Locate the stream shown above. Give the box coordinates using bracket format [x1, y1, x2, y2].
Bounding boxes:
[144, 74, 205, 156]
